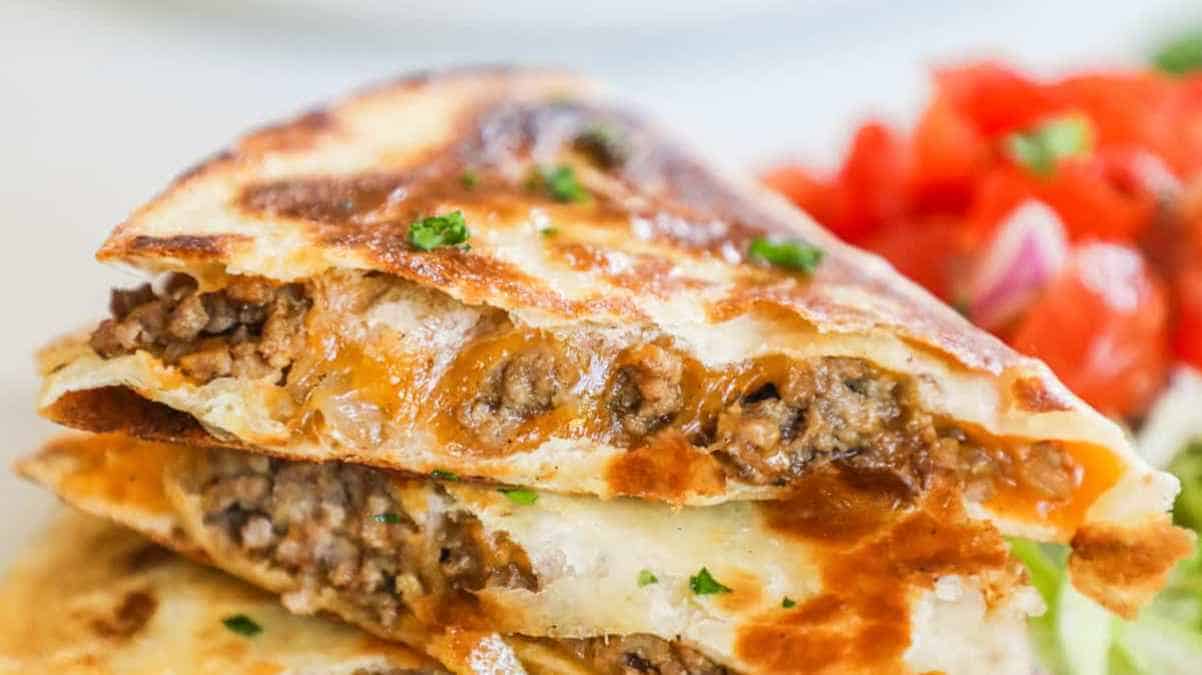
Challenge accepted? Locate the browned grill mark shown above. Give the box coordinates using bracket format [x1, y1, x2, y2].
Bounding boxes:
[126, 234, 251, 259]
[241, 109, 336, 154]
[1011, 376, 1074, 413]
[740, 471, 1016, 673]
[90, 589, 158, 639]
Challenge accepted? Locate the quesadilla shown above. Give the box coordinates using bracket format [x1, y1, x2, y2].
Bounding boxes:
[19, 433, 1044, 675]
[32, 68, 1192, 618]
[0, 508, 448, 675]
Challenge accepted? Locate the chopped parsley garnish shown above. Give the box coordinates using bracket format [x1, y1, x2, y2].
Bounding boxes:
[782, 597, 797, 609]
[530, 164, 589, 203]
[499, 488, 538, 506]
[460, 170, 479, 189]
[574, 123, 630, 169]
[747, 237, 824, 274]
[408, 211, 470, 251]
[1154, 31, 1202, 75]
[373, 513, 403, 524]
[1004, 115, 1092, 176]
[222, 614, 262, 637]
[430, 469, 459, 481]
[539, 226, 559, 238]
[637, 569, 659, 587]
[688, 567, 731, 595]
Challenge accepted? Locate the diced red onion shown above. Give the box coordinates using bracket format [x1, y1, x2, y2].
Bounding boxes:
[1128, 150, 1182, 200]
[967, 200, 1068, 330]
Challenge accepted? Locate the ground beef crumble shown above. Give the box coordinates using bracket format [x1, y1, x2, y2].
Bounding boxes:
[603, 350, 1075, 502]
[458, 346, 568, 448]
[709, 357, 927, 489]
[90, 275, 309, 383]
[608, 344, 685, 438]
[192, 449, 537, 630]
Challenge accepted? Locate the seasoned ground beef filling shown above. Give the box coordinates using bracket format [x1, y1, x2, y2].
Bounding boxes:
[612, 351, 1075, 501]
[563, 635, 728, 675]
[194, 451, 730, 674]
[90, 275, 309, 382]
[193, 449, 537, 629]
[459, 346, 568, 448]
[608, 344, 686, 438]
[710, 358, 924, 489]
[92, 273, 1074, 500]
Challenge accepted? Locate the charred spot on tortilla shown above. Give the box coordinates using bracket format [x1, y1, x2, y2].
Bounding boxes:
[90, 589, 158, 639]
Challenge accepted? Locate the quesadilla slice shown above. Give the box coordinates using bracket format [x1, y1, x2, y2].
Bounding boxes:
[0, 508, 446, 675]
[19, 433, 1044, 675]
[33, 67, 1191, 615]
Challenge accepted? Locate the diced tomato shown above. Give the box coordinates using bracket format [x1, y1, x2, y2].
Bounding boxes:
[967, 149, 1157, 245]
[760, 164, 836, 223]
[964, 166, 1040, 246]
[829, 121, 908, 244]
[765, 61, 1202, 408]
[1174, 266, 1202, 369]
[935, 62, 1062, 137]
[1009, 244, 1170, 418]
[1054, 72, 1184, 173]
[909, 95, 993, 214]
[861, 219, 965, 301]
[1034, 154, 1158, 242]
[1168, 75, 1202, 177]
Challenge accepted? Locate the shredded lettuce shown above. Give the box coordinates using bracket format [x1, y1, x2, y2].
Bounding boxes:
[1170, 441, 1202, 531]
[1014, 437, 1202, 674]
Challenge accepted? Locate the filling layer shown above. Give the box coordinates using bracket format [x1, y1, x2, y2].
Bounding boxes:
[192, 448, 537, 630]
[561, 636, 729, 675]
[92, 273, 1078, 506]
[188, 448, 727, 675]
[90, 276, 309, 382]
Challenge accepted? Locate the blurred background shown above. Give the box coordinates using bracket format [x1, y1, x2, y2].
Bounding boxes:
[1, 0, 1200, 560]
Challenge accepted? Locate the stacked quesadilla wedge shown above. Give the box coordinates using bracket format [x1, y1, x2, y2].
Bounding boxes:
[18, 67, 1195, 674]
[0, 509, 452, 675]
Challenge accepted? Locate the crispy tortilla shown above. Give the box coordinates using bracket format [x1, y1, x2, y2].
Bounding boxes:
[33, 67, 1191, 615]
[18, 433, 1046, 675]
[0, 508, 446, 675]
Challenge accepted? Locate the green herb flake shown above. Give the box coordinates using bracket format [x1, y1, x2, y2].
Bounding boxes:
[574, 123, 630, 169]
[430, 469, 459, 481]
[1154, 31, 1202, 75]
[222, 614, 262, 637]
[539, 226, 559, 238]
[637, 569, 659, 587]
[408, 211, 470, 251]
[460, 170, 479, 189]
[373, 513, 403, 524]
[782, 597, 797, 609]
[530, 164, 590, 203]
[499, 488, 538, 506]
[688, 567, 731, 595]
[747, 237, 824, 274]
[1004, 115, 1093, 176]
